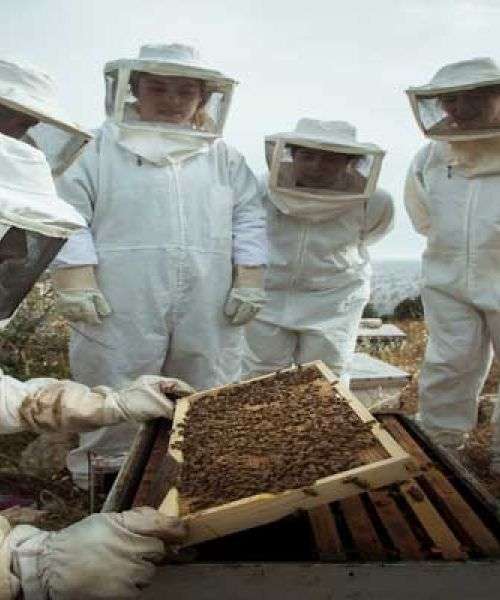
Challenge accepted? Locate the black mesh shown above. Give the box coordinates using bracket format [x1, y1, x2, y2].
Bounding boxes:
[0, 227, 65, 319]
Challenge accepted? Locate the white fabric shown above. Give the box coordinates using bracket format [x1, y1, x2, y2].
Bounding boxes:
[242, 186, 394, 380]
[116, 125, 209, 165]
[407, 57, 500, 142]
[0, 367, 192, 434]
[0, 58, 89, 139]
[0, 516, 20, 599]
[105, 44, 236, 138]
[266, 120, 384, 206]
[50, 228, 97, 268]
[405, 141, 500, 438]
[121, 43, 232, 82]
[267, 119, 383, 154]
[0, 133, 85, 238]
[54, 120, 266, 483]
[137, 43, 222, 72]
[268, 188, 358, 223]
[7, 508, 185, 600]
[404, 145, 432, 236]
[408, 57, 500, 96]
[447, 137, 500, 177]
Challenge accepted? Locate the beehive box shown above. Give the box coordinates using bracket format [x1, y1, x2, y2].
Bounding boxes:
[157, 361, 415, 545]
[106, 410, 500, 600]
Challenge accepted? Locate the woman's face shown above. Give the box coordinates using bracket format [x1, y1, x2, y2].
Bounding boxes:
[292, 147, 353, 190]
[0, 104, 39, 139]
[135, 74, 204, 125]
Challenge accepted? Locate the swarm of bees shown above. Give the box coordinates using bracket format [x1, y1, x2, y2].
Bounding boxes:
[172, 366, 379, 513]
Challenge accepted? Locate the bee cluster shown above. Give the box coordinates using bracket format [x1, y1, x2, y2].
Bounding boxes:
[172, 366, 381, 513]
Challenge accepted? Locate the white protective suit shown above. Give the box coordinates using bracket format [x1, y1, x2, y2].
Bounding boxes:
[0, 134, 189, 599]
[53, 44, 267, 485]
[243, 120, 393, 381]
[405, 58, 500, 447]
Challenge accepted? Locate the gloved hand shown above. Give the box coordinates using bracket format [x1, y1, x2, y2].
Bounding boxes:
[224, 265, 267, 326]
[18, 375, 194, 434]
[52, 265, 112, 325]
[3, 507, 186, 600]
[0, 516, 20, 599]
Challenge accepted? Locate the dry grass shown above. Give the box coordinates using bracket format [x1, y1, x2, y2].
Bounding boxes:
[0, 285, 86, 529]
[365, 320, 500, 499]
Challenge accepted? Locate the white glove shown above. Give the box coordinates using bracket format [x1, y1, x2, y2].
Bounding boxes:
[0, 516, 20, 599]
[52, 266, 112, 325]
[224, 265, 267, 326]
[17, 375, 194, 434]
[4, 508, 186, 600]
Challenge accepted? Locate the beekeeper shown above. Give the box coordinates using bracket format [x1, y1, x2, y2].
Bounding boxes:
[50, 43, 267, 487]
[0, 132, 189, 599]
[242, 119, 393, 382]
[0, 57, 91, 173]
[405, 57, 500, 451]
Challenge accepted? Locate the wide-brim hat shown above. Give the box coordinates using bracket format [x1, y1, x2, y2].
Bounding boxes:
[266, 119, 384, 155]
[0, 133, 86, 238]
[0, 58, 92, 142]
[406, 57, 500, 96]
[104, 43, 237, 91]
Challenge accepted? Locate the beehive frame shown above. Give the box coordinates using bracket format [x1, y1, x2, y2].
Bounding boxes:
[159, 361, 417, 546]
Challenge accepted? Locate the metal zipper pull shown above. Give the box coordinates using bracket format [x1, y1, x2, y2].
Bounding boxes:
[447, 164, 452, 179]
[137, 156, 143, 166]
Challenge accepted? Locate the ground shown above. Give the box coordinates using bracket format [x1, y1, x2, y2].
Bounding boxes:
[1, 292, 499, 530]
[369, 320, 500, 499]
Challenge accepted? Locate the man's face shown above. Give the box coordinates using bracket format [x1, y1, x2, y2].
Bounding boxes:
[135, 74, 204, 124]
[291, 146, 353, 190]
[0, 104, 39, 139]
[438, 86, 500, 130]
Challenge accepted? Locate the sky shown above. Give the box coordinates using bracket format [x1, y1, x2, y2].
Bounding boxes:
[3, 0, 500, 259]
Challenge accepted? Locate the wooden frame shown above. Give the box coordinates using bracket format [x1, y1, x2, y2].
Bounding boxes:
[159, 361, 417, 546]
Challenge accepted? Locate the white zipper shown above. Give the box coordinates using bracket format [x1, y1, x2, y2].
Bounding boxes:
[170, 162, 186, 245]
[291, 223, 309, 288]
[464, 180, 477, 292]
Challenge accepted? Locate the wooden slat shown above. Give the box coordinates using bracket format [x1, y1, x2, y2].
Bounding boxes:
[133, 420, 173, 508]
[399, 480, 466, 560]
[369, 490, 425, 560]
[339, 495, 386, 560]
[382, 416, 500, 557]
[307, 505, 344, 560]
